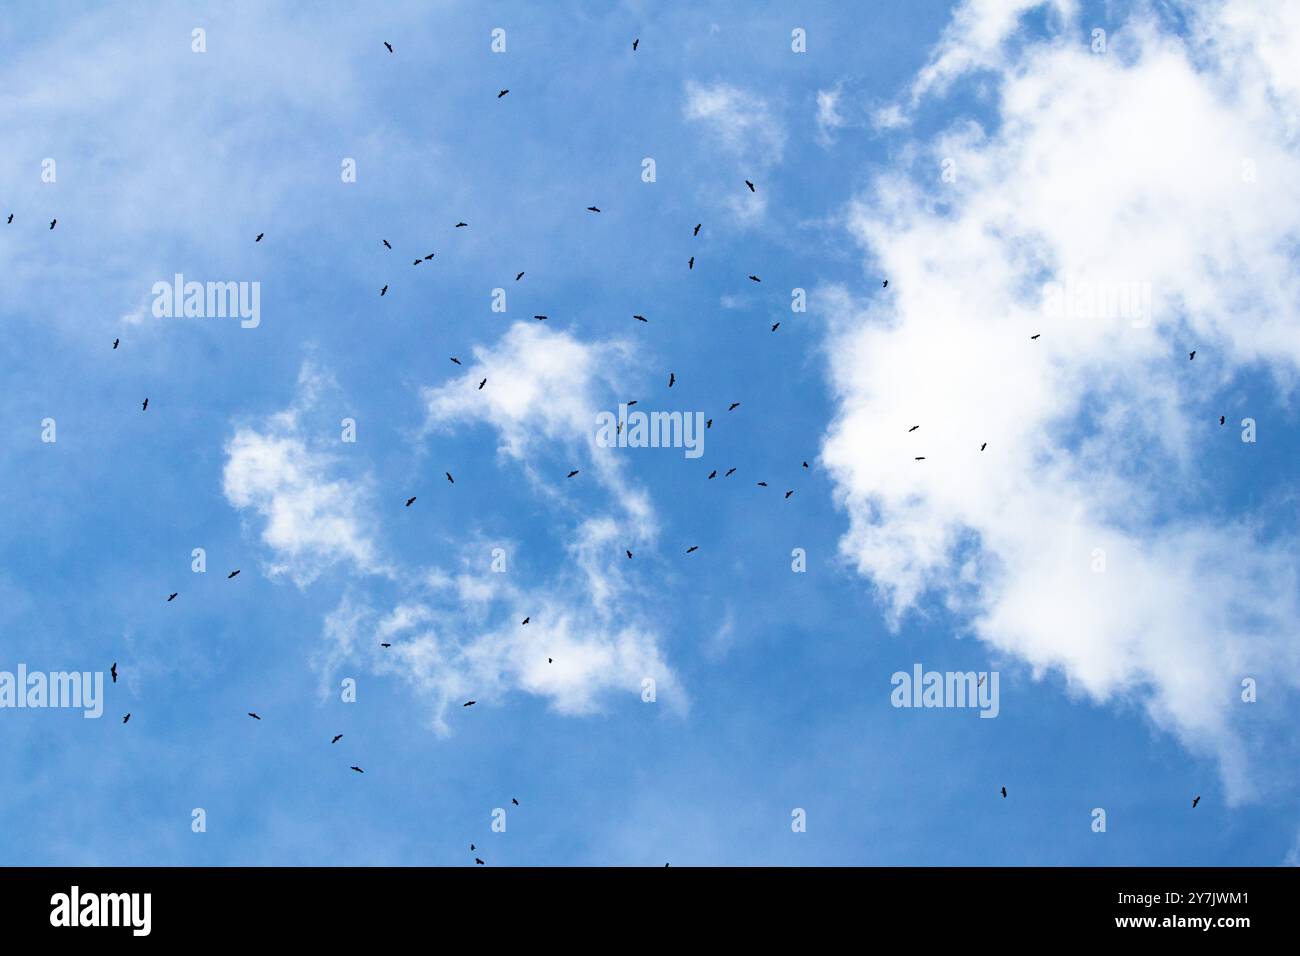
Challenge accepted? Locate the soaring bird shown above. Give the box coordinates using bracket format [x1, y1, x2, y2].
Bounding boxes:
[332, 734, 343, 744]
[384, 41, 393, 52]
[405, 496, 416, 507]
[123, 713, 130, 724]
[227, 570, 240, 579]
[478, 378, 487, 389]
[688, 257, 694, 270]
[744, 180, 755, 192]
[908, 425, 919, 432]
[351, 766, 364, 773]
[380, 285, 388, 296]
[497, 89, 509, 98]
[255, 233, 263, 242]
[512, 798, 519, 806]
[49, 219, 56, 229]
[450, 357, 462, 365]
[626, 550, 633, 559]
[1189, 350, 1196, 360]
[1000, 787, 1007, 798]
[1030, 333, 1040, 339]
[634, 314, 648, 322]
[725, 468, 735, 476]
[771, 322, 780, 332]
[1219, 416, 1225, 425]
[706, 419, 713, 428]
[915, 457, 926, 461]
[142, 398, 148, 411]
[785, 490, 793, 499]
[1192, 795, 1201, 808]
[5, 214, 11, 223]
[516, 272, 525, 281]
[112, 338, 119, 349]
[475, 858, 485, 865]
[882, 279, 888, 288]
[980, 442, 987, 451]
[686, 546, 699, 554]
[110, 663, 117, 683]
[693, 223, 701, 235]
[708, 470, 717, 480]
[383, 239, 391, 249]
[748, 275, 761, 282]
[632, 38, 639, 50]
[413, 259, 422, 265]
[167, 592, 178, 602]
[802, 461, 808, 468]
[668, 372, 675, 387]
[463, 700, 476, 707]
[534, 315, 547, 321]
[455, 222, 468, 228]
[247, 712, 261, 720]
[757, 481, 768, 487]
[445, 472, 454, 484]
[728, 402, 740, 411]
[587, 206, 601, 212]
[380, 642, 391, 648]
[521, 617, 530, 625]
[566, 470, 579, 478]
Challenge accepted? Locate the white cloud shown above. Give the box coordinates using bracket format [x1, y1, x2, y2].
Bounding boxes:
[223, 362, 383, 586]
[683, 80, 786, 222]
[816, 87, 846, 145]
[821, 0, 1300, 801]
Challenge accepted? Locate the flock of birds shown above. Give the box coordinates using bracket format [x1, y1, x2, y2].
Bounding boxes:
[7, 33, 1218, 865]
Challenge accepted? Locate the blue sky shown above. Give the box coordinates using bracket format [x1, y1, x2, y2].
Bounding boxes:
[2, 0, 1299, 866]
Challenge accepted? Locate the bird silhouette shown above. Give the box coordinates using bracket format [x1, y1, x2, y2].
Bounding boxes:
[167, 592, 177, 602]
[351, 766, 364, 773]
[516, 272, 525, 281]
[227, 569, 240, 579]
[686, 546, 699, 554]
[383, 239, 391, 249]
[455, 222, 468, 228]
[915, 456, 926, 461]
[785, 490, 793, 499]
[725, 468, 735, 476]
[5, 214, 11, 223]
[445, 472, 455, 484]
[497, 89, 509, 98]
[49, 219, 56, 229]
[478, 378, 487, 389]
[384, 41, 393, 52]
[255, 233, 263, 242]
[248, 712, 260, 720]
[771, 322, 780, 331]
[534, 315, 548, 321]
[332, 734, 343, 744]
[1030, 333, 1040, 339]
[380, 285, 388, 296]
[475, 858, 485, 865]
[1192, 795, 1200, 808]
[405, 497, 416, 507]
[122, 713, 130, 724]
[882, 279, 888, 288]
[1219, 416, 1225, 425]
[745, 180, 755, 192]
[728, 403, 740, 411]
[693, 223, 701, 236]
[522, 617, 530, 625]
[706, 419, 713, 428]
[632, 38, 639, 50]
[980, 442, 987, 451]
[634, 314, 648, 322]
[1189, 350, 1196, 360]
[112, 338, 119, 349]
[380, 642, 391, 648]
[413, 259, 422, 265]
[567, 470, 579, 478]
[748, 275, 761, 282]
[668, 372, 675, 387]
[463, 700, 476, 707]
[708, 470, 717, 479]
[512, 798, 519, 806]
[110, 663, 117, 683]
[626, 550, 633, 559]
[587, 206, 601, 212]
[909, 425, 919, 432]
[802, 461, 809, 469]
[1001, 787, 1007, 798]
[424, 251, 435, 260]
[688, 257, 694, 270]
[757, 481, 768, 487]
[450, 357, 462, 365]
[142, 398, 148, 411]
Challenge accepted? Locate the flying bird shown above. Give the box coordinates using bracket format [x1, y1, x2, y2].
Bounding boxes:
[450, 357, 462, 365]
[248, 712, 260, 720]
[413, 259, 422, 265]
[405, 497, 416, 507]
[463, 700, 476, 707]
[521, 617, 530, 625]
[380, 642, 391, 648]
[915, 456, 926, 461]
[475, 858, 485, 865]
[725, 468, 735, 476]
[706, 419, 713, 428]
[745, 180, 755, 192]
[688, 257, 694, 270]
[167, 592, 177, 602]
[384, 41, 393, 52]
[981, 442, 987, 451]
[516, 271, 525, 281]
[112, 338, 119, 349]
[383, 239, 391, 249]
[110, 663, 117, 683]
[693, 223, 701, 236]
[587, 206, 601, 212]
[1001, 787, 1007, 798]
[380, 285, 388, 296]
[626, 550, 633, 559]
[534, 315, 547, 321]
[728, 403, 740, 411]
[748, 275, 761, 282]
[757, 481, 768, 487]
[332, 734, 343, 744]
[142, 398, 148, 411]
[49, 219, 56, 229]
[351, 766, 364, 773]
[255, 233, 263, 242]
[566, 470, 579, 478]
[497, 89, 509, 98]
[5, 214, 11, 223]
[478, 378, 487, 389]
[1030, 333, 1040, 339]
[634, 314, 648, 322]
[708, 470, 717, 480]
[227, 570, 240, 579]
[1219, 416, 1225, 425]
[512, 798, 519, 806]
[1192, 795, 1201, 808]
[909, 425, 919, 432]
[123, 713, 130, 724]
[785, 490, 793, 499]
[455, 222, 468, 228]
[632, 38, 639, 50]
[686, 546, 699, 554]
[1189, 350, 1196, 360]
[668, 372, 675, 387]
[771, 322, 780, 331]
[445, 472, 455, 484]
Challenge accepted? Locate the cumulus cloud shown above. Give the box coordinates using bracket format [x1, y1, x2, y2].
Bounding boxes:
[821, 0, 1300, 801]
[223, 362, 383, 586]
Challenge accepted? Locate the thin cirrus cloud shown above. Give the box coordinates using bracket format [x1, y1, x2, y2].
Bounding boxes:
[820, 0, 1300, 802]
[682, 79, 786, 222]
